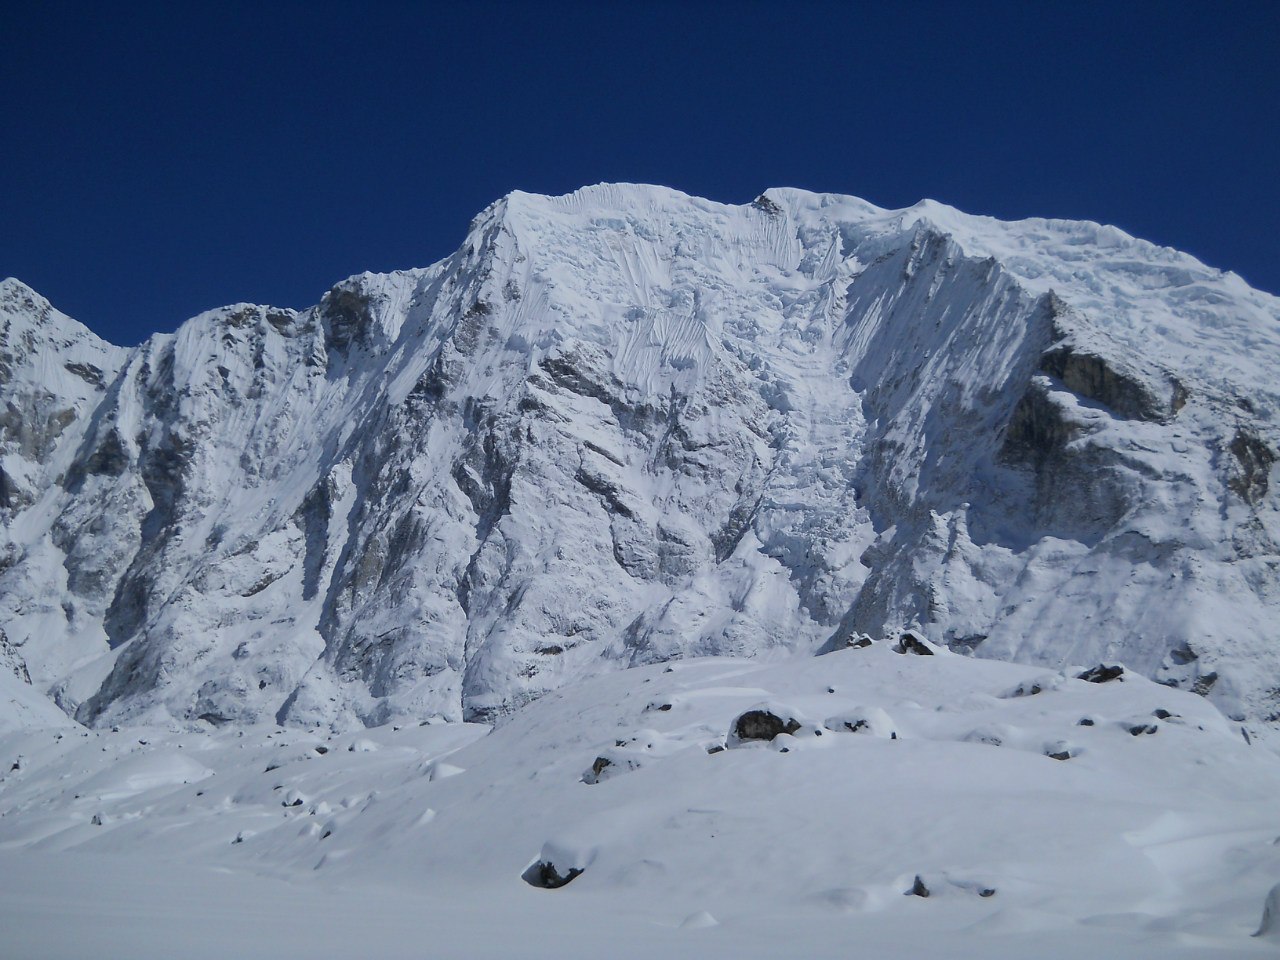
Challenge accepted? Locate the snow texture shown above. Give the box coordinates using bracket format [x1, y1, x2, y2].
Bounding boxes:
[1, 646, 1277, 957]
[1, 184, 1278, 735]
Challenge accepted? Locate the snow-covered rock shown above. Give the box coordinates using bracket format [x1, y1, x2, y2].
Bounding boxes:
[1, 184, 1277, 732]
[1257, 881, 1280, 939]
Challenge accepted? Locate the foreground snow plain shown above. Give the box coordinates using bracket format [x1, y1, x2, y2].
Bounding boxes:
[3, 642, 1278, 958]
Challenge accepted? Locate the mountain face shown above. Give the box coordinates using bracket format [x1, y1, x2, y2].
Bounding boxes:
[2, 185, 1278, 732]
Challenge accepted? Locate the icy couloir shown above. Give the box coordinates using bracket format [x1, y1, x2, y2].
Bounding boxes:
[0, 184, 1277, 732]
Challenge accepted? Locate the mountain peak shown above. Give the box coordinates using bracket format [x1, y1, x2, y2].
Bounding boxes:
[0, 276, 123, 367]
[1, 275, 44, 301]
[1, 187, 1278, 739]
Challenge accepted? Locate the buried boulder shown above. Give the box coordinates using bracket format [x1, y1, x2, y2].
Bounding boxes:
[1003, 674, 1064, 699]
[586, 755, 612, 782]
[1043, 740, 1079, 761]
[1077, 664, 1125, 684]
[905, 873, 997, 899]
[728, 705, 808, 746]
[1126, 721, 1160, 737]
[824, 706, 898, 739]
[894, 632, 935, 656]
[522, 840, 592, 889]
[522, 860, 584, 889]
[581, 751, 644, 785]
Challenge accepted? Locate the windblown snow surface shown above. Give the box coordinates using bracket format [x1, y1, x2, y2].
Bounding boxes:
[2, 184, 1279, 955]
[2, 643, 1280, 958]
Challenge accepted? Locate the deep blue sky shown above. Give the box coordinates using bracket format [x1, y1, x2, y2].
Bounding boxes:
[3, 1, 1277, 345]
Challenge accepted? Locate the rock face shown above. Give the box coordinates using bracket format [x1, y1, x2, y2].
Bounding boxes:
[1, 184, 1278, 731]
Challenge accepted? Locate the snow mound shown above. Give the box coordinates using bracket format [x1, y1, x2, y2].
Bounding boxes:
[75, 752, 213, 800]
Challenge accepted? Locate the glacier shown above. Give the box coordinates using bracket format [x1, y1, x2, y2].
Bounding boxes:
[1, 183, 1277, 733]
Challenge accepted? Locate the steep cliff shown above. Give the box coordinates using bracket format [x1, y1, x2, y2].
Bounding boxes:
[2, 185, 1276, 731]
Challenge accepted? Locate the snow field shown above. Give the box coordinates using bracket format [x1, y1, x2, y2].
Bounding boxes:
[1, 643, 1277, 957]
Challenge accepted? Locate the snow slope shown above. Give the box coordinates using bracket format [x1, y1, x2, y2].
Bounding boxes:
[1, 184, 1278, 733]
[1, 643, 1277, 958]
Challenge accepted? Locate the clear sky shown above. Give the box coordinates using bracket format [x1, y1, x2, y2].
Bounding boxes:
[4, 1, 1277, 345]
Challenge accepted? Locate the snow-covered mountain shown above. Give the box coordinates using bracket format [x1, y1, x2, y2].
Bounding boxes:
[2, 184, 1278, 732]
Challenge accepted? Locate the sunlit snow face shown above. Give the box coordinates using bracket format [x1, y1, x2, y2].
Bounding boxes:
[1, 642, 1276, 958]
[3, 186, 1277, 738]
